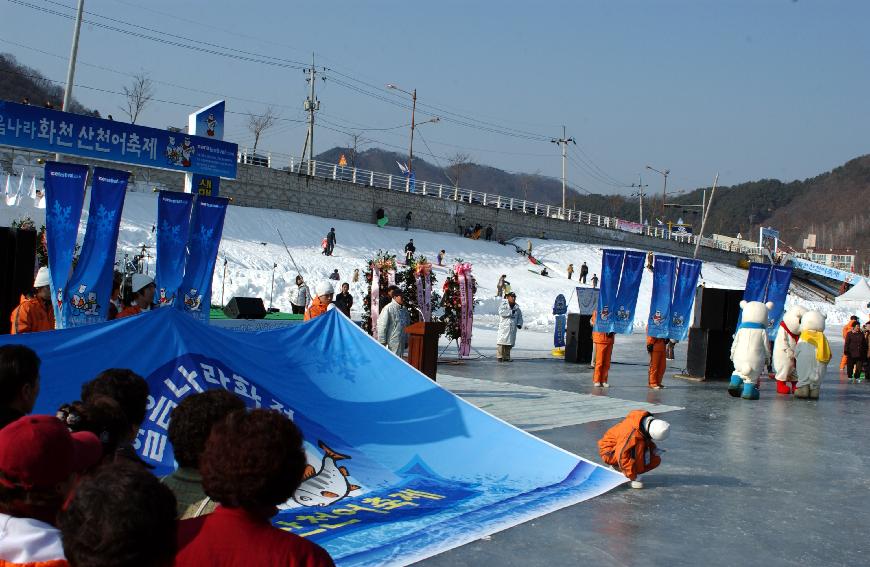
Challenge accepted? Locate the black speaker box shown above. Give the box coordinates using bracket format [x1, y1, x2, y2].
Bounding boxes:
[0, 228, 37, 335]
[565, 313, 593, 364]
[692, 288, 744, 332]
[223, 296, 266, 319]
[686, 328, 734, 380]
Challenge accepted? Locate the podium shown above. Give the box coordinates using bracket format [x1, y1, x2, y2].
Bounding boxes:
[405, 321, 445, 381]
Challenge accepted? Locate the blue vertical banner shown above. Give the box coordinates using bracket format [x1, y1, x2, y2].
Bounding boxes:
[185, 101, 225, 197]
[611, 250, 646, 334]
[594, 249, 625, 333]
[62, 168, 129, 328]
[553, 294, 567, 348]
[743, 263, 773, 302]
[176, 196, 228, 321]
[647, 255, 676, 338]
[765, 265, 793, 340]
[669, 258, 702, 341]
[43, 162, 88, 325]
[155, 191, 194, 308]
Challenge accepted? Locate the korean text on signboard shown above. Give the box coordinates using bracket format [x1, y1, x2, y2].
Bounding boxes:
[0, 101, 238, 179]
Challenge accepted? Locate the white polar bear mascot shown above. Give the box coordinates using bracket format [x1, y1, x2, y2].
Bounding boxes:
[773, 304, 807, 395]
[794, 310, 831, 400]
[728, 300, 774, 400]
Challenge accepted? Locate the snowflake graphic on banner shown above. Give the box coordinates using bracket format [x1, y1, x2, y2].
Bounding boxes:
[194, 226, 214, 250]
[94, 205, 116, 236]
[48, 201, 75, 235]
[158, 220, 185, 246]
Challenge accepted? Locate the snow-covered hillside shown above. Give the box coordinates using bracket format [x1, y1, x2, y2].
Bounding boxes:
[1, 185, 860, 332]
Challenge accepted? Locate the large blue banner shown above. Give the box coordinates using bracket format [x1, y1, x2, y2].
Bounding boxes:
[177, 196, 228, 321]
[611, 250, 646, 334]
[43, 162, 88, 325]
[594, 249, 624, 333]
[743, 263, 772, 302]
[647, 255, 676, 338]
[62, 168, 128, 328]
[2, 309, 625, 566]
[788, 256, 861, 284]
[765, 266, 793, 340]
[0, 101, 237, 179]
[155, 192, 194, 308]
[669, 258, 702, 341]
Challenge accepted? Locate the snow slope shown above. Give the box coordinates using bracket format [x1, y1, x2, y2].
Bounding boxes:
[2, 184, 861, 332]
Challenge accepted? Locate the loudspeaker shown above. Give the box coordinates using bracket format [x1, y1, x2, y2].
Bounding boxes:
[723, 289, 743, 332]
[686, 328, 734, 380]
[223, 296, 266, 319]
[565, 313, 593, 364]
[692, 288, 744, 332]
[0, 228, 37, 335]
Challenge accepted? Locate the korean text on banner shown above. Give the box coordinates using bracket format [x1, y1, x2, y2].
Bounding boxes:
[63, 167, 129, 328]
[176, 196, 228, 321]
[765, 266, 793, 340]
[43, 161, 88, 325]
[647, 256, 676, 339]
[594, 249, 625, 333]
[669, 258, 702, 341]
[611, 250, 645, 334]
[155, 191, 194, 308]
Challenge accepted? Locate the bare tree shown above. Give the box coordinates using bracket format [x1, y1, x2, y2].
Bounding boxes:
[247, 106, 278, 155]
[446, 152, 472, 187]
[121, 73, 154, 124]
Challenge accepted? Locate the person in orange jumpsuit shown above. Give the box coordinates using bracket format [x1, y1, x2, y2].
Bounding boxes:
[591, 309, 615, 387]
[304, 281, 334, 321]
[117, 274, 156, 319]
[840, 316, 858, 370]
[10, 267, 55, 334]
[647, 334, 668, 389]
[598, 409, 670, 489]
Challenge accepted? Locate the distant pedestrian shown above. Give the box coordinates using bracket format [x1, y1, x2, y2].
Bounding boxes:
[844, 321, 867, 382]
[289, 275, 310, 315]
[496, 274, 507, 297]
[567, 263, 574, 280]
[352, 268, 360, 283]
[334, 282, 353, 317]
[437, 250, 445, 266]
[485, 225, 493, 241]
[329, 269, 340, 281]
[404, 211, 412, 231]
[325, 228, 337, 256]
[591, 274, 599, 289]
[579, 261, 588, 284]
[647, 251, 654, 271]
[527, 240, 533, 255]
[496, 292, 523, 362]
[378, 286, 409, 357]
[404, 239, 416, 264]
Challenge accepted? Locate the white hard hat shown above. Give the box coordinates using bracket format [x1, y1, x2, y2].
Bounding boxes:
[132, 273, 154, 293]
[315, 281, 334, 297]
[645, 417, 670, 441]
[33, 267, 50, 288]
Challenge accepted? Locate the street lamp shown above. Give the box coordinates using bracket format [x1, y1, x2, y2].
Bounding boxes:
[645, 164, 670, 221]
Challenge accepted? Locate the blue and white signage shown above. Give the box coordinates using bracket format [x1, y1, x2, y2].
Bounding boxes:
[789, 256, 861, 284]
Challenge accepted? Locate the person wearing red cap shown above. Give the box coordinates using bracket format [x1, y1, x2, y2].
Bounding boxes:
[0, 415, 102, 566]
[0, 345, 41, 431]
[9, 267, 55, 335]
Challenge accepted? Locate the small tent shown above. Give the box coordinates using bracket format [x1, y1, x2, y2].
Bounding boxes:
[835, 278, 870, 312]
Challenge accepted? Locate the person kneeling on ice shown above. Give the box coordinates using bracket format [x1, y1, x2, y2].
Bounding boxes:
[728, 300, 773, 400]
[304, 282, 335, 321]
[773, 305, 807, 395]
[496, 292, 523, 362]
[794, 310, 831, 399]
[598, 410, 669, 489]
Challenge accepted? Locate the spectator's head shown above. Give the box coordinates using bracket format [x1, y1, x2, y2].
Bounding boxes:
[125, 274, 155, 307]
[330, 227, 335, 231]
[81, 369, 149, 439]
[57, 395, 130, 458]
[388, 285, 404, 304]
[33, 267, 51, 301]
[168, 390, 245, 469]
[505, 291, 516, 305]
[200, 409, 306, 515]
[850, 315, 859, 322]
[851, 321, 860, 330]
[59, 462, 177, 567]
[0, 344, 41, 414]
[295, 275, 304, 286]
[315, 281, 334, 303]
[341, 282, 349, 293]
[0, 415, 102, 523]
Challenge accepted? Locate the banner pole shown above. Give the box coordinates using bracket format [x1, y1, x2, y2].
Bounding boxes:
[693, 172, 718, 259]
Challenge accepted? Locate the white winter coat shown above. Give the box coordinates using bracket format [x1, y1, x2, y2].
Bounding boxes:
[378, 300, 409, 356]
[497, 300, 523, 346]
[290, 284, 310, 307]
[730, 325, 770, 383]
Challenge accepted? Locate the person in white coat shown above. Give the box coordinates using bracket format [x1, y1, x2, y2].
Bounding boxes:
[289, 275, 310, 315]
[496, 292, 523, 362]
[378, 286, 410, 357]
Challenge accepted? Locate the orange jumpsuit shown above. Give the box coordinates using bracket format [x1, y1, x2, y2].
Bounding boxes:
[9, 296, 55, 334]
[591, 310, 615, 384]
[841, 323, 852, 369]
[598, 409, 661, 480]
[304, 296, 330, 321]
[116, 305, 145, 319]
[647, 335, 668, 387]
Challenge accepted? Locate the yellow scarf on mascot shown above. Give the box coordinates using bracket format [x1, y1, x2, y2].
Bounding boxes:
[799, 330, 831, 363]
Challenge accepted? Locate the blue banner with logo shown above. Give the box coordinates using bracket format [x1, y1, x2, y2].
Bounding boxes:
[765, 265, 792, 340]
[43, 162, 88, 325]
[611, 250, 646, 334]
[553, 294, 567, 347]
[669, 258, 702, 341]
[4, 308, 625, 567]
[0, 100, 237, 178]
[743, 263, 772, 302]
[155, 191, 194, 308]
[647, 255, 676, 338]
[788, 256, 861, 284]
[62, 168, 128, 328]
[177, 196, 228, 321]
[594, 249, 624, 333]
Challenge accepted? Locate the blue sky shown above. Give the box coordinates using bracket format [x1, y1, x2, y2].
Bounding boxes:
[1, 0, 868, 195]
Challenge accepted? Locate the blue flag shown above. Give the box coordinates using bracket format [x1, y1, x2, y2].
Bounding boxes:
[176, 195, 228, 321]
[669, 258, 702, 341]
[43, 162, 88, 325]
[647, 256, 676, 338]
[743, 263, 772, 302]
[594, 249, 625, 332]
[611, 250, 646, 334]
[2, 309, 625, 566]
[765, 266, 793, 340]
[62, 168, 128, 328]
[155, 191, 194, 308]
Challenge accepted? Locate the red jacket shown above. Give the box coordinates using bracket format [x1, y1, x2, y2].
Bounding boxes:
[598, 410, 661, 481]
[9, 296, 55, 334]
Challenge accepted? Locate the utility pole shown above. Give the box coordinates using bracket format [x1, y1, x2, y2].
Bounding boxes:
[630, 174, 649, 225]
[408, 88, 417, 174]
[693, 173, 719, 259]
[58, 0, 84, 161]
[646, 164, 670, 222]
[301, 53, 320, 174]
[551, 126, 575, 211]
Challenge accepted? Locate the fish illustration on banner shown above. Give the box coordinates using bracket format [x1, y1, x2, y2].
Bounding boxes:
[3, 309, 626, 567]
